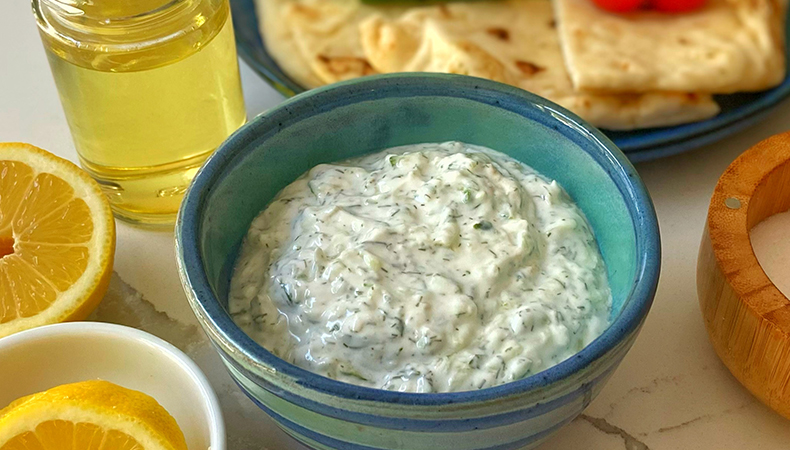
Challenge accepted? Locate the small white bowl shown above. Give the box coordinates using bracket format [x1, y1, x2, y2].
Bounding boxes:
[0, 322, 224, 450]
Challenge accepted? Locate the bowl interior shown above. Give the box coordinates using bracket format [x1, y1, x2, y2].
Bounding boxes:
[192, 75, 641, 329]
[0, 323, 220, 450]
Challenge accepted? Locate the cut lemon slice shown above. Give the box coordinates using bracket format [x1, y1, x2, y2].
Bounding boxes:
[0, 380, 187, 450]
[0, 143, 115, 338]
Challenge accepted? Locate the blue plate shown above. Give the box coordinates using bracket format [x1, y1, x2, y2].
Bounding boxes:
[230, 0, 790, 160]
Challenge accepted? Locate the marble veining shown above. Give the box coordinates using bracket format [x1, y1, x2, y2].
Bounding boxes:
[578, 415, 649, 450]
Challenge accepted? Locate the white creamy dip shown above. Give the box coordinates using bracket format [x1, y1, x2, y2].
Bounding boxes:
[229, 142, 611, 393]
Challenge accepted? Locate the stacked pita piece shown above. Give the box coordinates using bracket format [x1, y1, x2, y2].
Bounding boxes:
[256, 0, 787, 130]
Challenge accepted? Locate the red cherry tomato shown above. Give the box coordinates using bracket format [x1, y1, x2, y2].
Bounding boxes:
[652, 0, 707, 12]
[591, 0, 645, 12]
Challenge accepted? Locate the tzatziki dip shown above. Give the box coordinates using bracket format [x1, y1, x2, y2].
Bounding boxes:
[229, 142, 611, 393]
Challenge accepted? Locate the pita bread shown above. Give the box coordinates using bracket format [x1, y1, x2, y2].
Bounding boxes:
[358, 1, 720, 129]
[555, 0, 787, 94]
[257, 0, 720, 130]
[259, 0, 396, 87]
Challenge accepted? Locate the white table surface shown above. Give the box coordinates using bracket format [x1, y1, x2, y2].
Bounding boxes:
[3, 2, 790, 449]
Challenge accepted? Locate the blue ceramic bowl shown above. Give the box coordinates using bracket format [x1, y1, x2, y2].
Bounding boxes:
[176, 73, 661, 450]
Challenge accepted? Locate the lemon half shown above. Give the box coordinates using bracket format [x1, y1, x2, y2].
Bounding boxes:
[0, 143, 115, 338]
[0, 381, 187, 450]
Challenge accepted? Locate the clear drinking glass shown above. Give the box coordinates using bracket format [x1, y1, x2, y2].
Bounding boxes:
[33, 0, 247, 228]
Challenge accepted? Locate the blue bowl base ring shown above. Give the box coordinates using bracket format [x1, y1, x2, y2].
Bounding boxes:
[177, 73, 661, 450]
[223, 340, 624, 450]
[229, 0, 790, 161]
[231, 365, 619, 450]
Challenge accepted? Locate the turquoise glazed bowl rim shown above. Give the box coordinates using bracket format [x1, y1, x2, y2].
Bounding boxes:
[177, 73, 660, 406]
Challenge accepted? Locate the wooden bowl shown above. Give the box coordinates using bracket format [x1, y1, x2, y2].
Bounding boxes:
[698, 131, 790, 419]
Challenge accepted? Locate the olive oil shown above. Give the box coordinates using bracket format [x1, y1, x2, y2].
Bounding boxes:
[35, 0, 246, 227]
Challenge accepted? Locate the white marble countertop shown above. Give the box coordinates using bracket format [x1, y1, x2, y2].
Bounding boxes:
[3, 2, 790, 449]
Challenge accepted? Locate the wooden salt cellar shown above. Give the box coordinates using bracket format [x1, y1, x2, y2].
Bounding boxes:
[698, 131, 790, 419]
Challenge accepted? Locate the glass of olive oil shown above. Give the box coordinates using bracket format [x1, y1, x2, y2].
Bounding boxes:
[33, 0, 246, 228]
